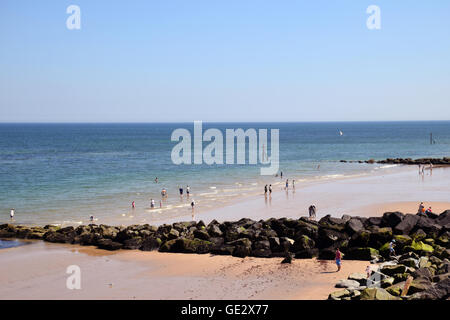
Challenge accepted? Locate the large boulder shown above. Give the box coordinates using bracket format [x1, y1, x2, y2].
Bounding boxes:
[328, 289, 351, 300]
[345, 247, 379, 260]
[368, 227, 393, 248]
[295, 248, 319, 259]
[348, 273, 368, 286]
[317, 228, 349, 249]
[380, 264, 407, 276]
[381, 212, 404, 229]
[436, 210, 450, 226]
[252, 240, 272, 257]
[319, 215, 347, 231]
[394, 214, 419, 235]
[349, 231, 371, 247]
[359, 287, 401, 300]
[292, 235, 315, 252]
[97, 239, 123, 251]
[346, 218, 365, 235]
[335, 279, 361, 289]
[140, 237, 162, 251]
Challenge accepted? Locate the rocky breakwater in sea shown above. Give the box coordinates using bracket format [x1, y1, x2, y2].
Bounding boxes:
[340, 157, 450, 165]
[1, 210, 449, 300]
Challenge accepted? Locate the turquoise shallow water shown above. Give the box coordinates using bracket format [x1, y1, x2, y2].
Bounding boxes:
[0, 121, 449, 226]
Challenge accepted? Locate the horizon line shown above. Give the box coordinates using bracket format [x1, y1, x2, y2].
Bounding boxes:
[1, 120, 450, 124]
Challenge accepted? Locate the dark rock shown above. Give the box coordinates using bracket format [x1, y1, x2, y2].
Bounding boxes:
[349, 231, 371, 247]
[345, 247, 379, 260]
[252, 240, 272, 257]
[193, 229, 210, 241]
[381, 212, 404, 228]
[281, 253, 294, 264]
[295, 248, 319, 259]
[319, 247, 336, 260]
[292, 235, 315, 252]
[346, 218, 365, 235]
[394, 214, 419, 235]
[97, 239, 123, 251]
[207, 224, 223, 237]
[140, 237, 161, 251]
[123, 237, 143, 250]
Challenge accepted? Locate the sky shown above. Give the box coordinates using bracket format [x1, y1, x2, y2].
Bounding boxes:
[0, 0, 449, 122]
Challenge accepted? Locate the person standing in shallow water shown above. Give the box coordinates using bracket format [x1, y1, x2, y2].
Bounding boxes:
[10, 208, 15, 221]
[132, 201, 135, 209]
[264, 184, 268, 197]
[335, 248, 342, 272]
[269, 184, 272, 196]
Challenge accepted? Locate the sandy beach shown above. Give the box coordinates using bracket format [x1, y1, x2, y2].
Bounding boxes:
[1, 165, 449, 300]
[0, 241, 369, 300]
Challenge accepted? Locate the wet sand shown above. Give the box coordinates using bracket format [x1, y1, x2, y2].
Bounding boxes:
[155, 166, 450, 225]
[0, 241, 368, 300]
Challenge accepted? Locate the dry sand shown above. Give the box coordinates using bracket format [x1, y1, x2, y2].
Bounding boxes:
[0, 241, 368, 300]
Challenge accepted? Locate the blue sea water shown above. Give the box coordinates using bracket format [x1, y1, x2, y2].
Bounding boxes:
[0, 121, 449, 226]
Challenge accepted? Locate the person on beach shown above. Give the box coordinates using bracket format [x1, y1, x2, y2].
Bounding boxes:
[280, 171, 283, 179]
[161, 188, 167, 198]
[264, 184, 268, 196]
[418, 164, 421, 175]
[425, 207, 433, 215]
[389, 239, 396, 258]
[132, 201, 135, 209]
[269, 184, 272, 196]
[186, 185, 190, 197]
[90, 215, 94, 222]
[150, 199, 155, 208]
[155, 177, 158, 183]
[429, 162, 433, 174]
[308, 205, 316, 220]
[417, 202, 424, 215]
[179, 187, 184, 197]
[366, 265, 371, 278]
[292, 179, 295, 189]
[285, 179, 289, 190]
[10, 208, 15, 220]
[335, 248, 342, 272]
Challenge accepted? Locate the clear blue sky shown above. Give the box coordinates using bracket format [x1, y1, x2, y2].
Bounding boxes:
[1, 0, 449, 122]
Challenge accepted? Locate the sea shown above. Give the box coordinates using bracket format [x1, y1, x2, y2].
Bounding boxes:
[1, 121, 449, 226]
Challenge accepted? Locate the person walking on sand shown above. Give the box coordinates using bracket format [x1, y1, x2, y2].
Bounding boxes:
[10, 208, 15, 220]
[132, 201, 135, 209]
[292, 179, 295, 189]
[280, 171, 283, 179]
[269, 184, 272, 196]
[285, 179, 289, 190]
[264, 184, 268, 196]
[335, 248, 342, 272]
